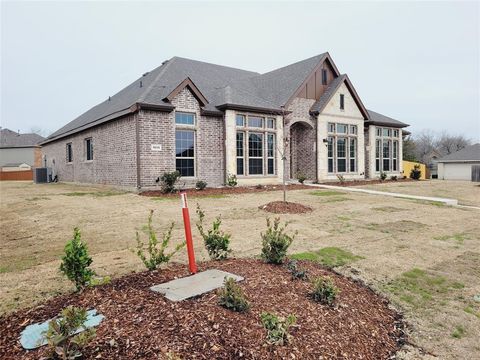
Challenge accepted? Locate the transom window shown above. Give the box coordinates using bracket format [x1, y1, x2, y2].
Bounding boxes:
[175, 112, 195, 125]
[66, 143, 73, 163]
[85, 138, 93, 161]
[375, 127, 400, 173]
[327, 123, 357, 174]
[175, 130, 195, 177]
[236, 114, 276, 176]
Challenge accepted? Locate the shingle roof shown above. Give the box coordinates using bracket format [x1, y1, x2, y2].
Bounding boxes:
[367, 109, 409, 128]
[310, 74, 347, 114]
[0, 128, 44, 148]
[437, 143, 480, 162]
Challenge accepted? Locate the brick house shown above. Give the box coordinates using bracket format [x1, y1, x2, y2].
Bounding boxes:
[41, 53, 409, 189]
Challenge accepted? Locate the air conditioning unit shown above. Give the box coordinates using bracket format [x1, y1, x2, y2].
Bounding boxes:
[33, 167, 52, 183]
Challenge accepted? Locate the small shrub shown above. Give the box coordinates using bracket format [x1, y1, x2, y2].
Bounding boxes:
[42, 306, 96, 360]
[380, 172, 387, 181]
[161, 171, 181, 193]
[390, 175, 398, 181]
[60, 227, 95, 292]
[261, 218, 297, 264]
[226, 173, 237, 187]
[260, 312, 296, 345]
[286, 259, 308, 280]
[410, 164, 422, 180]
[218, 277, 250, 312]
[311, 276, 339, 306]
[296, 173, 307, 184]
[196, 180, 207, 190]
[134, 210, 185, 270]
[196, 205, 231, 260]
[336, 174, 346, 184]
[255, 184, 264, 189]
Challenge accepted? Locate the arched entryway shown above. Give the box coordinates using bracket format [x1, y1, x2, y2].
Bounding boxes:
[289, 121, 316, 181]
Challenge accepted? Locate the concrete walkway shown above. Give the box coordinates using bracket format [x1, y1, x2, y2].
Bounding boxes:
[302, 183, 459, 206]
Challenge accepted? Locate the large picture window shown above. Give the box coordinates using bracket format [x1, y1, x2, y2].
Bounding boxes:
[235, 114, 276, 176]
[375, 127, 400, 173]
[175, 130, 195, 177]
[327, 123, 357, 174]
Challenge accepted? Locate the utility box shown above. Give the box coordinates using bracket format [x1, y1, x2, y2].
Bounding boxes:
[33, 167, 52, 183]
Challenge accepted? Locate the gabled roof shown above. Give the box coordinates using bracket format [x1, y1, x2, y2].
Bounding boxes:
[437, 143, 480, 163]
[310, 74, 370, 120]
[0, 128, 44, 148]
[366, 110, 409, 128]
[163, 77, 208, 106]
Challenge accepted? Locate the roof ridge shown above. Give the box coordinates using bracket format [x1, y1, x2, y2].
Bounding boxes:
[172, 56, 259, 75]
[260, 53, 327, 76]
[137, 57, 176, 103]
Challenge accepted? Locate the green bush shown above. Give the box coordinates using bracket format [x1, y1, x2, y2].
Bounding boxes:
[60, 227, 95, 292]
[196, 205, 231, 260]
[260, 312, 296, 345]
[42, 306, 96, 360]
[226, 173, 237, 187]
[390, 175, 398, 181]
[410, 164, 422, 180]
[196, 180, 207, 190]
[261, 218, 296, 264]
[296, 173, 307, 184]
[218, 277, 250, 312]
[161, 171, 181, 193]
[134, 210, 185, 270]
[311, 276, 339, 306]
[380, 172, 387, 181]
[286, 259, 308, 280]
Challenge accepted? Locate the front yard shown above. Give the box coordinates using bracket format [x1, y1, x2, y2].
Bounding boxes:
[0, 180, 479, 359]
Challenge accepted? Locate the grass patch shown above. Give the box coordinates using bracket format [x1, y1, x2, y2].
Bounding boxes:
[464, 306, 480, 319]
[384, 268, 465, 309]
[323, 197, 351, 203]
[62, 190, 126, 197]
[434, 233, 470, 244]
[451, 325, 466, 339]
[26, 196, 51, 201]
[151, 194, 227, 201]
[365, 220, 425, 234]
[408, 199, 446, 207]
[150, 197, 177, 201]
[310, 190, 346, 197]
[372, 206, 405, 213]
[291, 247, 364, 268]
[336, 215, 351, 221]
[0, 266, 8, 273]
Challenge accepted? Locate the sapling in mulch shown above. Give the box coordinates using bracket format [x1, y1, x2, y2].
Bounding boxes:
[218, 277, 250, 312]
[196, 204, 231, 260]
[260, 312, 296, 346]
[160, 171, 181, 193]
[42, 305, 96, 360]
[226, 173, 237, 187]
[261, 217, 297, 264]
[133, 210, 185, 270]
[311, 276, 339, 306]
[60, 227, 95, 292]
[286, 259, 308, 280]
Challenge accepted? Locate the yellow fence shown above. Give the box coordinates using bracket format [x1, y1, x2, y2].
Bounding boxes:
[402, 161, 427, 180]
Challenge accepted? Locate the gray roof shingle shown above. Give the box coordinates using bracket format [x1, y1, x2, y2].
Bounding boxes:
[437, 143, 480, 162]
[0, 128, 44, 148]
[367, 109, 409, 128]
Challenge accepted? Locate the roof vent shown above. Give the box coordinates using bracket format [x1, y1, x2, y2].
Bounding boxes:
[140, 80, 143, 88]
[142, 72, 149, 77]
[108, 96, 111, 101]
[161, 60, 169, 65]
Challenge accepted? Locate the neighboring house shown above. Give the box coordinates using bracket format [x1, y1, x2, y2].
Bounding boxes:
[437, 143, 480, 180]
[41, 54, 409, 189]
[0, 128, 44, 168]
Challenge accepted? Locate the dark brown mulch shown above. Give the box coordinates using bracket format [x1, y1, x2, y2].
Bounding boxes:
[140, 184, 311, 198]
[319, 178, 413, 187]
[259, 201, 313, 214]
[0, 259, 406, 360]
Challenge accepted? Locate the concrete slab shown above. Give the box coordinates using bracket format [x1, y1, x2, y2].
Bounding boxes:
[302, 183, 459, 206]
[150, 269, 243, 302]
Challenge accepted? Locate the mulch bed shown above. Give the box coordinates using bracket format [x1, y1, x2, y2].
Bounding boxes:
[259, 201, 313, 214]
[140, 184, 312, 198]
[319, 178, 413, 187]
[0, 259, 406, 359]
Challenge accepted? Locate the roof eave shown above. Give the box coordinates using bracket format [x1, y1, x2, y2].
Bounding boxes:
[365, 120, 409, 128]
[216, 103, 287, 115]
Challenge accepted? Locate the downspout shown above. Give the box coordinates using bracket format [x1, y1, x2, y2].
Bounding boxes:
[135, 112, 141, 190]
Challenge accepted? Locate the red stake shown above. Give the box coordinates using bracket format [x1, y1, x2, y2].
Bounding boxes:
[180, 192, 197, 274]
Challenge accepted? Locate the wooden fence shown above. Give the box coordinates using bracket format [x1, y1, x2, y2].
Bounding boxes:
[0, 170, 33, 181]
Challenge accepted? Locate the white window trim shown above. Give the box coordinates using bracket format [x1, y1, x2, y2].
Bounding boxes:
[327, 123, 358, 174]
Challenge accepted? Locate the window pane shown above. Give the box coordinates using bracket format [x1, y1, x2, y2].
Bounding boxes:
[376, 128, 382, 137]
[85, 139, 93, 160]
[328, 123, 335, 133]
[337, 159, 346, 172]
[267, 118, 275, 129]
[376, 139, 381, 158]
[249, 158, 263, 175]
[267, 159, 274, 175]
[327, 137, 333, 157]
[267, 134, 274, 157]
[175, 112, 195, 125]
[236, 132, 244, 157]
[383, 159, 390, 171]
[350, 125, 357, 135]
[248, 116, 264, 128]
[350, 138, 356, 158]
[236, 115, 245, 127]
[248, 133, 263, 157]
[393, 141, 398, 158]
[350, 159, 356, 172]
[337, 138, 346, 157]
[328, 159, 334, 173]
[67, 144, 73, 162]
[340, 94, 345, 110]
[176, 159, 194, 177]
[175, 130, 194, 158]
[393, 130, 399, 137]
[376, 159, 380, 172]
[237, 158, 244, 175]
[393, 158, 397, 171]
[337, 124, 347, 134]
[383, 128, 390, 137]
[383, 140, 390, 159]
[322, 69, 327, 85]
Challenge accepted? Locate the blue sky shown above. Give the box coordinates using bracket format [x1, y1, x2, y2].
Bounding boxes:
[1, 1, 479, 140]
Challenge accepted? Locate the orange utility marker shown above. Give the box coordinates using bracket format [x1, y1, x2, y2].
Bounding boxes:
[180, 192, 198, 274]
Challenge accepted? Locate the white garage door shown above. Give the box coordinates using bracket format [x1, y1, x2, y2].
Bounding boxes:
[443, 163, 472, 180]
